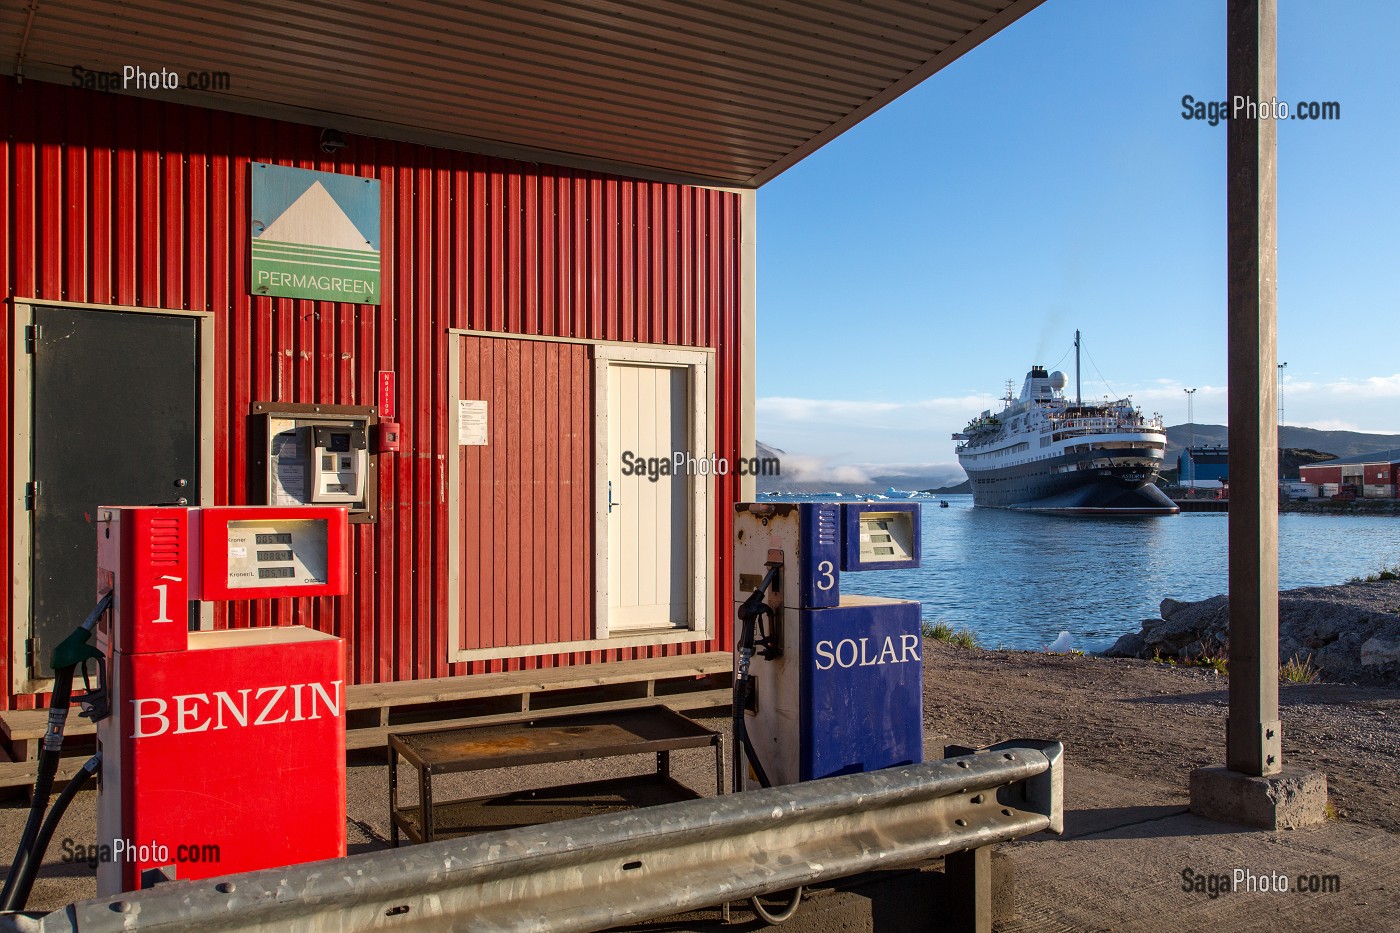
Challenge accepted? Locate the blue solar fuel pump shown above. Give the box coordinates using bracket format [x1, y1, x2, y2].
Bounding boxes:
[732, 502, 923, 791]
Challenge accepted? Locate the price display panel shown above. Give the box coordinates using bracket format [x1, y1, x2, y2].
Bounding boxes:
[198, 506, 350, 600]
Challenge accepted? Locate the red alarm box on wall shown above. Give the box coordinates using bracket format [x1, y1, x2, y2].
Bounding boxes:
[376, 421, 402, 453]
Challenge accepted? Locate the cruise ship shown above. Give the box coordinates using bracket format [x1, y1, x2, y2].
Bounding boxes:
[953, 345, 1178, 514]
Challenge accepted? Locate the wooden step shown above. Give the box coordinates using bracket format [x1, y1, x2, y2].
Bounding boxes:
[0, 691, 731, 790]
[0, 755, 90, 791]
[0, 652, 731, 744]
[347, 687, 730, 750]
[348, 653, 731, 710]
[0, 653, 733, 788]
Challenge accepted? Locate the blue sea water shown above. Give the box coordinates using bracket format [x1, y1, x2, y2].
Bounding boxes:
[762, 494, 1400, 653]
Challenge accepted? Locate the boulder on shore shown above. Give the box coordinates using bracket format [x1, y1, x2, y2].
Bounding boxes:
[1104, 580, 1400, 684]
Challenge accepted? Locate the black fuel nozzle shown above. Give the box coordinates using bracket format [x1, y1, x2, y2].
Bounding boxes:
[737, 561, 783, 660]
[75, 657, 110, 723]
[749, 605, 781, 660]
[53, 592, 111, 722]
[737, 562, 781, 619]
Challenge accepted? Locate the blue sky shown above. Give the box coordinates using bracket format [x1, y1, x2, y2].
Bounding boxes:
[755, 0, 1400, 483]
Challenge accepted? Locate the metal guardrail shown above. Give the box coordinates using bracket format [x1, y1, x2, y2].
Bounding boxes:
[7, 740, 1062, 933]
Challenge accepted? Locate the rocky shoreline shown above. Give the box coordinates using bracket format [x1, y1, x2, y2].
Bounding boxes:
[1104, 579, 1400, 684]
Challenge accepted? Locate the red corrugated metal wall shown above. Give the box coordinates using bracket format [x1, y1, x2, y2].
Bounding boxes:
[1, 77, 743, 708]
[1299, 466, 1342, 485]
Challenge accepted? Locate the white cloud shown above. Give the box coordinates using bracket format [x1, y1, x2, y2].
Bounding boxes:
[758, 372, 1400, 478]
[757, 394, 999, 424]
[1287, 374, 1400, 399]
[1301, 418, 1364, 432]
[776, 454, 875, 484]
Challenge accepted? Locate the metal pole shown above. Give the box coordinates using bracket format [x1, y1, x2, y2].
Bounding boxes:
[1226, 0, 1281, 777]
[1278, 361, 1288, 480]
[1185, 388, 1196, 489]
[1074, 329, 1081, 406]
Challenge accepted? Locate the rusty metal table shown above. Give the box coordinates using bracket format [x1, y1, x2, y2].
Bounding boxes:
[388, 705, 724, 846]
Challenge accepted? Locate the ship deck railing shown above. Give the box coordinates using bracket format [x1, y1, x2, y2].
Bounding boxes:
[1047, 420, 1161, 440]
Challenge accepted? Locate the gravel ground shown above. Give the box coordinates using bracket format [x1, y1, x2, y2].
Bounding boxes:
[920, 640, 1400, 832]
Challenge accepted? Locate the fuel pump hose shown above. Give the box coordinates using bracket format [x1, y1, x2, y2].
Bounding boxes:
[732, 563, 781, 794]
[731, 566, 803, 924]
[0, 592, 111, 912]
[7, 755, 101, 910]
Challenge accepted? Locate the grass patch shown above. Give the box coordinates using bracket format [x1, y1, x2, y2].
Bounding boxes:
[922, 620, 980, 649]
[1197, 636, 1229, 675]
[1152, 639, 1229, 675]
[1155, 647, 1320, 683]
[1349, 562, 1400, 583]
[1198, 654, 1229, 676]
[1280, 652, 1322, 684]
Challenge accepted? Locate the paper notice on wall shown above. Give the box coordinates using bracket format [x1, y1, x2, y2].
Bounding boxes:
[457, 400, 488, 446]
[269, 429, 306, 504]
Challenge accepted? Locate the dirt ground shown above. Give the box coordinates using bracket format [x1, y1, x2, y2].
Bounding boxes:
[4, 640, 1396, 928]
[919, 640, 1400, 833]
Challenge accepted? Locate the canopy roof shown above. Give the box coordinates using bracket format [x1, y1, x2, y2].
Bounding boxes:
[7, 0, 1045, 186]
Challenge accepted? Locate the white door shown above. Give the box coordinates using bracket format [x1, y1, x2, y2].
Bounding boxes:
[594, 345, 711, 639]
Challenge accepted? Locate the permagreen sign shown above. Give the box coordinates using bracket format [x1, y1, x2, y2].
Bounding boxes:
[250, 163, 381, 304]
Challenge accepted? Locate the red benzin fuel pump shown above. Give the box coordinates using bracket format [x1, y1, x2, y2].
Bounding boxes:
[2, 505, 351, 907]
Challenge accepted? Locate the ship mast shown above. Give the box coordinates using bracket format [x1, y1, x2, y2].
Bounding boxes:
[1074, 329, 1082, 405]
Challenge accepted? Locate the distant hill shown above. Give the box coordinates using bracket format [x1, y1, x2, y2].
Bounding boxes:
[753, 441, 962, 496]
[1165, 424, 1400, 461]
[754, 424, 1400, 497]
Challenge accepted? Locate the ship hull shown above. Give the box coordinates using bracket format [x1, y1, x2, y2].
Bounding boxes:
[963, 449, 1178, 514]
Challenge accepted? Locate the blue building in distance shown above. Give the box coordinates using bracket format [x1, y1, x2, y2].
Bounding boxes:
[1178, 447, 1229, 488]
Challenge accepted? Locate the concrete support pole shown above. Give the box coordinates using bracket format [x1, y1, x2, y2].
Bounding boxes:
[946, 847, 992, 933]
[1193, 12, 1327, 814]
[1225, 0, 1281, 777]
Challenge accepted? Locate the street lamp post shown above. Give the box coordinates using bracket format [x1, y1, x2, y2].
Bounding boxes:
[1184, 388, 1197, 490]
[1278, 362, 1288, 481]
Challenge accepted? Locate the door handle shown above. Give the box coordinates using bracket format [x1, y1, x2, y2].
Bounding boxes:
[608, 480, 621, 514]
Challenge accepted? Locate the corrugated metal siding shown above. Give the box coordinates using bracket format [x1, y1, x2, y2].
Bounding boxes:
[0, 77, 743, 708]
[1298, 466, 1340, 485]
[0, 0, 1044, 185]
[456, 336, 593, 652]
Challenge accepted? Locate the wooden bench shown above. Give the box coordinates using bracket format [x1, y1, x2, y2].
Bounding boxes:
[0, 652, 732, 789]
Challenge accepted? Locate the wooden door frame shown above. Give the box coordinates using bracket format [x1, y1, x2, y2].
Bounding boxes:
[9, 299, 215, 695]
[445, 329, 714, 663]
[593, 343, 713, 641]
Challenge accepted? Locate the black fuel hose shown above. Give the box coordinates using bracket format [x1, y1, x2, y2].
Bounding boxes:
[8, 755, 101, 910]
[732, 562, 781, 794]
[730, 569, 802, 924]
[0, 669, 75, 911]
[0, 592, 111, 912]
[732, 614, 775, 792]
